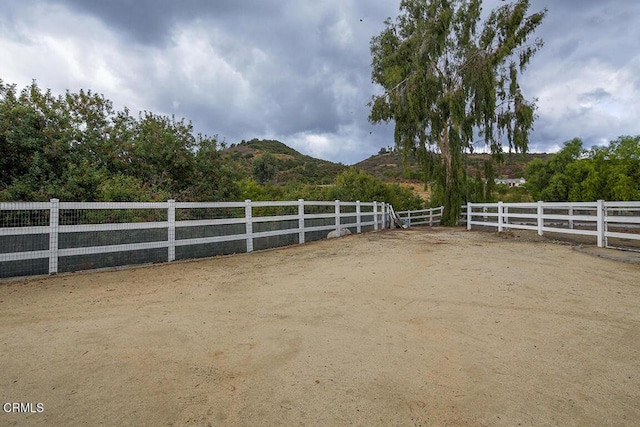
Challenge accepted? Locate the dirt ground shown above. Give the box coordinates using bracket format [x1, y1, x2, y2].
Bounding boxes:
[1, 228, 639, 426]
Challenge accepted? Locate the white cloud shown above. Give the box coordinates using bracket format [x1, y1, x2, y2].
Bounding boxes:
[328, 18, 355, 49]
[286, 121, 381, 164]
[299, 133, 333, 158]
[527, 54, 640, 149]
[0, 2, 146, 112]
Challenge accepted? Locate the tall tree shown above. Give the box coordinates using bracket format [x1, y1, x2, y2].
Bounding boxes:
[369, 0, 546, 224]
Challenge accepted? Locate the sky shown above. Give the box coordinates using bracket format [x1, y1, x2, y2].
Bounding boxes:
[1, 0, 639, 165]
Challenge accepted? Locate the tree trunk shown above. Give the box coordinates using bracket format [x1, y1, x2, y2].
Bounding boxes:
[438, 125, 461, 226]
[441, 159, 460, 226]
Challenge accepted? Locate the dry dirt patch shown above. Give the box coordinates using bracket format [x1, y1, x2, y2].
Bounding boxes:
[1, 228, 639, 426]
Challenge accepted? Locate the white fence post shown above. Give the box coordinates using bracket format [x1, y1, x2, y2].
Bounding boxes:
[568, 206, 574, 229]
[373, 201, 379, 231]
[603, 202, 608, 248]
[504, 206, 509, 230]
[245, 199, 253, 252]
[382, 203, 387, 229]
[168, 199, 176, 262]
[498, 201, 504, 232]
[4, 198, 638, 280]
[597, 199, 605, 248]
[537, 201, 544, 236]
[48, 198, 59, 275]
[298, 199, 305, 244]
[407, 210, 411, 228]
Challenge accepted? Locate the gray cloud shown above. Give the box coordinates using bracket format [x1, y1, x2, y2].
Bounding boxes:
[578, 88, 612, 104]
[1, 0, 638, 163]
[50, 0, 281, 45]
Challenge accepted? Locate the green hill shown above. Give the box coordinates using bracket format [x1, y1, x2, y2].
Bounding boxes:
[352, 150, 421, 181]
[226, 139, 348, 185]
[224, 139, 551, 194]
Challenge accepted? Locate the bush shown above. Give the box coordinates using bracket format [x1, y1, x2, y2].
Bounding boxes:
[97, 175, 168, 202]
[328, 169, 423, 211]
[252, 153, 278, 184]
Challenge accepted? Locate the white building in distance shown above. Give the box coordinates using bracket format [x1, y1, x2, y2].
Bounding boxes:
[494, 178, 526, 188]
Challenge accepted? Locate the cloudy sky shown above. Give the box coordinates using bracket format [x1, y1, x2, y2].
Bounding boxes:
[1, 0, 639, 164]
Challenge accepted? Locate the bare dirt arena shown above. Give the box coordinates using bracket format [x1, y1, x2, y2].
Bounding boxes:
[1, 228, 639, 426]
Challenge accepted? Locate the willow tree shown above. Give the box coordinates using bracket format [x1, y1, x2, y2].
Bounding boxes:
[369, 0, 546, 224]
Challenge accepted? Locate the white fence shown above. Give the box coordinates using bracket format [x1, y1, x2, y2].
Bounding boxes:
[466, 200, 640, 249]
[395, 206, 444, 227]
[0, 199, 393, 278]
[6, 198, 635, 279]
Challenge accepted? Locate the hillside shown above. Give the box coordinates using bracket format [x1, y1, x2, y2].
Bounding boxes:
[353, 150, 421, 181]
[465, 152, 552, 179]
[222, 139, 550, 202]
[225, 139, 348, 185]
[354, 150, 552, 181]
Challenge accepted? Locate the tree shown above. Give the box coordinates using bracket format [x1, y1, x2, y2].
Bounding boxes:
[131, 112, 197, 195]
[525, 138, 583, 201]
[586, 136, 640, 201]
[190, 134, 242, 201]
[369, 0, 546, 224]
[0, 80, 226, 201]
[252, 153, 278, 184]
[483, 159, 495, 201]
[525, 136, 640, 202]
[0, 80, 73, 200]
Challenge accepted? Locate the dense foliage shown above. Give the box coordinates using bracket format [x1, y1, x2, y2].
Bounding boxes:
[233, 169, 424, 211]
[369, 0, 546, 224]
[525, 136, 640, 202]
[327, 169, 424, 211]
[0, 80, 424, 211]
[0, 80, 243, 202]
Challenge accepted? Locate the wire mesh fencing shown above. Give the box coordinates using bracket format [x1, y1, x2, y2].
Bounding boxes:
[0, 199, 391, 279]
